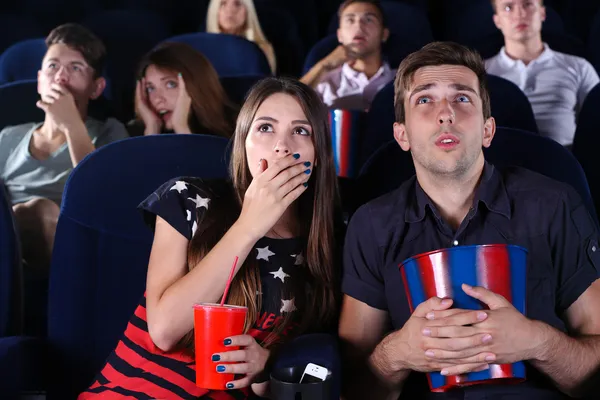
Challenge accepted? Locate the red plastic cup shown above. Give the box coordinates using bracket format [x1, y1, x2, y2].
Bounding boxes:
[194, 303, 248, 390]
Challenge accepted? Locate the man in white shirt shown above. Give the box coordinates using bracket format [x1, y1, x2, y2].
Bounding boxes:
[485, 0, 599, 146]
[300, 0, 395, 111]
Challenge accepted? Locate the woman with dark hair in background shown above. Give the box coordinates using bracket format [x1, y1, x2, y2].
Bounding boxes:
[79, 77, 343, 399]
[131, 41, 237, 137]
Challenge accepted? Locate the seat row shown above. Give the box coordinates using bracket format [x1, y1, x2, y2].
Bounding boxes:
[0, 73, 537, 159]
[3, 67, 600, 215]
[4, 1, 600, 78]
[0, 125, 594, 397]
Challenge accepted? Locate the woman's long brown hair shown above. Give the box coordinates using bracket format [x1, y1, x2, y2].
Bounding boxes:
[181, 77, 341, 351]
[137, 42, 236, 138]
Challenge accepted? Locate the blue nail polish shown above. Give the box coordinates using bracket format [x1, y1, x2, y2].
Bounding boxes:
[217, 365, 226, 372]
[303, 182, 308, 187]
[304, 169, 311, 174]
[224, 338, 232, 345]
[212, 354, 220, 361]
[293, 153, 300, 159]
[303, 161, 311, 167]
[226, 383, 234, 389]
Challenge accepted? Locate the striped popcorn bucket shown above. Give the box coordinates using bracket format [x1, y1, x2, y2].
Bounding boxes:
[399, 244, 528, 392]
[328, 109, 366, 178]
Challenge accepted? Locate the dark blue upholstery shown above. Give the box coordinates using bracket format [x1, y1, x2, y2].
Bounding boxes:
[439, 0, 497, 56]
[219, 75, 264, 106]
[562, 0, 600, 44]
[400, 0, 429, 11]
[254, 3, 304, 76]
[361, 74, 538, 173]
[118, 0, 181, 25]
[573, 83, 600, 217]
[167, 33, 271, 77]
[93, 0, 204, 35]
[0, 79, 54, 129]
[542, 32, 587, 58]
[256, 0, 319, 50]
[0, 80, 113, 131]
[303, 35, 339, 74]
[0, 14, 43, 55]
[327, 1, 434, 45]
[588, 10, 600, 74]
[302, 33, 421, 75]
[356, 127, 597, 225]
[82, 9, 172, 45]
[0, 183, 21, 338]
[486, 74, 538, 134]
[45, 134, 231, 398]
[14, 0, 86, 32]
[544, 5, 567, 34]
[82, 10, 172, 120]
[360, 81, 395, 170]
[0, 39, 46, 86]
[0, 336, 46, 397]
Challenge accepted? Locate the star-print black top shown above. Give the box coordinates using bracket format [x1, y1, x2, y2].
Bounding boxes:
[79, 177, 309, 400]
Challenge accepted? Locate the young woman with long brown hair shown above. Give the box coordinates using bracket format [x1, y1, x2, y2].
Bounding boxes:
[79, 77, 342, 399]
[131, 41, 237, 137]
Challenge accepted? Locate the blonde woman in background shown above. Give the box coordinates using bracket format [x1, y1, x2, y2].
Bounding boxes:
[206, 0, 277, 74]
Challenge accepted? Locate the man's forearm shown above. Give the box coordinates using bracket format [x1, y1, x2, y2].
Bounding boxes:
[299, 62, 328, 89]
[366, 344, 410, 400]
[531, 321, 600, 397]
[64, 121, 95, 167]
[342, 336, 411, 400]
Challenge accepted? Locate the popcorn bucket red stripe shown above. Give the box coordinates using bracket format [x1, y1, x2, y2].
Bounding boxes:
[400, 244, 528, 392]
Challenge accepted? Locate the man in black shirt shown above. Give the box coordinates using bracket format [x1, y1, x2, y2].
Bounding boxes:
[338, 41, 600, 399]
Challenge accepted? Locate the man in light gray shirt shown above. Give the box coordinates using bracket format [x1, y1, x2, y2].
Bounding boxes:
[0, 23, 128, 271]
[485, 0, 599, 146]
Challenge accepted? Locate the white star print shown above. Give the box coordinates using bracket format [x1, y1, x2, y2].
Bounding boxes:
[280, 298, 297, 313]
[256, 246, 275, 261]
[191, 221, 198, 236]
[188, 194, 210, 209]
[170, 181, 188, 193]
[269, 267, 290, 283]
[186, 210, 192, 221]
[291, 253, 304, 265]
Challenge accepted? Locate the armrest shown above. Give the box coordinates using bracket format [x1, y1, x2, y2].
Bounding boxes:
[272, 333, 341, 399]
[0, 336, 47, 396]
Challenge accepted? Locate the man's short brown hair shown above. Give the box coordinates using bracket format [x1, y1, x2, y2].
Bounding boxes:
[45, 23, 106, 78]
[393, 41, 491, 124]
[490, 0, 544, 11]
[338, 0, 387, 27]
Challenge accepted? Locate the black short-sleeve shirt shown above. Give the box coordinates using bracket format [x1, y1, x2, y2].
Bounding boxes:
[139, 177, 311, 342]
[343, 162, 600, 399]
